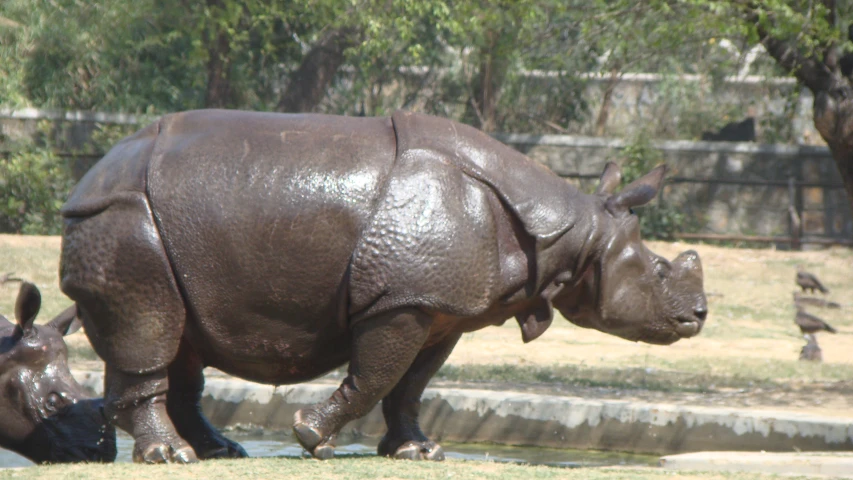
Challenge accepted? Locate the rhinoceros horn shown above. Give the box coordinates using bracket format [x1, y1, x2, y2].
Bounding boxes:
[605, 164, 667, 215]
[14, 281, 41, 337]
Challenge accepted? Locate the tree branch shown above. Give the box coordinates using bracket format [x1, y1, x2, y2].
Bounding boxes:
[736, 2, 835, 92]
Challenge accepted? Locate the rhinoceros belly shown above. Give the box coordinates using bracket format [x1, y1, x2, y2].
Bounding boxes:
[146, 110, 396, 382]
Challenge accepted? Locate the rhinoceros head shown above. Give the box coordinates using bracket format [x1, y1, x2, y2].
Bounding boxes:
[0, 282, 116, 463]
[551, 163, 707, 345]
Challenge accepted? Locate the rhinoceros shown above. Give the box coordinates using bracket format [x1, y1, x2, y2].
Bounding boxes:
[0, 282, 116, 463]
[59, 109, 707, 463]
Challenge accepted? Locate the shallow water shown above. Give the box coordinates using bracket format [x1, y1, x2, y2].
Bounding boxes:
[0, 430, 656, 468]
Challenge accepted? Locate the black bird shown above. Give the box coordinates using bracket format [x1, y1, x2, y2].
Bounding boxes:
[793, 292, 841, 309]
[795, 306, 838, 335]
[799, 334, 822, 362]
[796, 265, 829, 294]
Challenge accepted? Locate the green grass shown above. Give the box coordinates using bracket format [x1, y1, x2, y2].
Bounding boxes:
[0, 457, 801, 480]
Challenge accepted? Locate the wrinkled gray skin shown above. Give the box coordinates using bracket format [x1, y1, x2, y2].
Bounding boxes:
[0, 282, 116, 463]
[59, 110, 707, 464]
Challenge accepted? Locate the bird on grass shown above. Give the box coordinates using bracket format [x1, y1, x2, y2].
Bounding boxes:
[796, 265, 829, 294]
[799, 334, 822, 362]
[0, 272, 23, 285]
[793, 292, 841, 309]
[795, 306, 838, 335]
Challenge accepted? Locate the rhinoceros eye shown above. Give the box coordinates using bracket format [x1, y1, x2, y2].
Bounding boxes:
[44, 393, 63, 413]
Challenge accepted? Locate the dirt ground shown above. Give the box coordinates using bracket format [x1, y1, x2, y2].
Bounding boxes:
[3, 235, 852, 420]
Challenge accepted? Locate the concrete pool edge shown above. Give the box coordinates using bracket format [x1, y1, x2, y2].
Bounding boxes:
[72, 370, 853, 456]
[660, 451, 853, 478]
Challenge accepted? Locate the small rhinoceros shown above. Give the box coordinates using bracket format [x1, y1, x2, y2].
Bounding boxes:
[59, 110, 707, 463]
[0, 282, 116, 463]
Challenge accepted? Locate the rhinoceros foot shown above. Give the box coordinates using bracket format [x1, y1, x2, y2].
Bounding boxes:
[383, 440, 445, 461]
[195, 439, 248, 460]
[175, 422, 248, 460]
[293, 411, 336, 459]
[132, 434, 198, 464]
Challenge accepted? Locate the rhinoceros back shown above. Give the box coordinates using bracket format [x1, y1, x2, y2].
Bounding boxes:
[146, 110, 396, 349]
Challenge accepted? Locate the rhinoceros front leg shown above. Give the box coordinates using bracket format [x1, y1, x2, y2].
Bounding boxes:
[167, 339, 248, 459]
[293, 308, 431, 459]
[378, 332, 462, 461]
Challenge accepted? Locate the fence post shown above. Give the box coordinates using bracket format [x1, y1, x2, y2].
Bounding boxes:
[788, 176, 802, 251]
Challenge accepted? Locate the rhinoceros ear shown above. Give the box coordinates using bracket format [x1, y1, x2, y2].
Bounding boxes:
[47, 305, 83, 336]
[595, 162, 622, 195]
[605, 164, 667, 215]
[14, 282, 41, 335]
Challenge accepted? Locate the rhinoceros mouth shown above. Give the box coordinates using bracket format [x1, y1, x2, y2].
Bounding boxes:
[674, 318, 701, 338]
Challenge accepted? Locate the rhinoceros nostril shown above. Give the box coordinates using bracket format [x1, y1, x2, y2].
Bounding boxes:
[694, 307, 708, 322]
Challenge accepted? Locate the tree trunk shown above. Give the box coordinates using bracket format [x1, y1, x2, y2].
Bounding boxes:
[464, 33, 509, 132]
[203, 0, 235, 108]
[819, 112, 853, 209]
[594, 69, 621, 136]
[749, 15, 853, 211]
[277, 28, 358, 113]
[802, 79, 853, 213]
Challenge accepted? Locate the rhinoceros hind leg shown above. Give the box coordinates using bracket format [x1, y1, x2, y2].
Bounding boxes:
[376, 332, 461, 461]
[292, 308, 432, 459]
[167, 339, 248, 459]
[61, 196, 193, 464]
[103, 366, 198, 464]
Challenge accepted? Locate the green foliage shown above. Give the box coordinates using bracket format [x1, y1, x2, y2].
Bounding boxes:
[85, 122, 144, 155]
[0, 140, 74, 235]
[616, 134, 689, 240]
[0, 0, 844, 140]
[759, 83, 803, 144]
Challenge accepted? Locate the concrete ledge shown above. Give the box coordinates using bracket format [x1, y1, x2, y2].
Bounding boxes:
[660, 451, 853, 478]
[72, 371, 853, 455]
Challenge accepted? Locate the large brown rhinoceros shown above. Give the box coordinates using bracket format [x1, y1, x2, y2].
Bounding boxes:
[0, 282, 116, 463]
[59, 109, 707, 464]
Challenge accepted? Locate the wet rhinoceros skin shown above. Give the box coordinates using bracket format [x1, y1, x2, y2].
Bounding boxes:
[59, 109, 707, 463]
